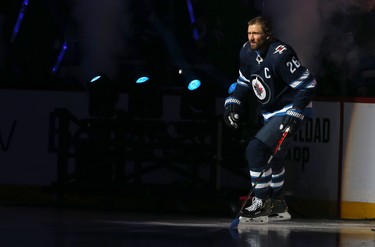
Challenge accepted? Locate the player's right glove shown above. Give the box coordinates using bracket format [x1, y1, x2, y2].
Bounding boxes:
[279, 108, 304, 135]
[223, 97, 241, 129]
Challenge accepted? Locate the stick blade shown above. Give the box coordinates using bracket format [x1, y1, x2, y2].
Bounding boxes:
[229, 218, 239, 229]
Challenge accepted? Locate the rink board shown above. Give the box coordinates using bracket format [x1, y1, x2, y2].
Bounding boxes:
[341, 100, 375, 219]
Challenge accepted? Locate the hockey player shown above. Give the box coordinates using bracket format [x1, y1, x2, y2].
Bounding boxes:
[224, 16, 317, 223]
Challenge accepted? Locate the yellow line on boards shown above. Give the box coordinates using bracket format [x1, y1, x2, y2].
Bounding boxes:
[340, 201, 375, 219]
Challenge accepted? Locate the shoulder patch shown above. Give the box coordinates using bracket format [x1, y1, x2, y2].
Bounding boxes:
[273, 45, 287, 54]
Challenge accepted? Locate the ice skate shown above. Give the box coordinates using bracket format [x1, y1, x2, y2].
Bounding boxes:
[269, 199, 291, 221]
[239, 197, 271, 224]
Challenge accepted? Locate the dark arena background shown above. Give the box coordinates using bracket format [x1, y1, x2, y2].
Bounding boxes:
[0, 1, 374, 246]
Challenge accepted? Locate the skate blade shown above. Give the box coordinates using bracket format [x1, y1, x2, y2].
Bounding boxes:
[239, 215, 269, 224]
[269, 211, 291, 221]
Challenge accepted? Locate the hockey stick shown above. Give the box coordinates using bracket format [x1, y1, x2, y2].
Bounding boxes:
[229, 127, 290, 229]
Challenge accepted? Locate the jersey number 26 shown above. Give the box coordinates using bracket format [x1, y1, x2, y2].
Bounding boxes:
[286, 56, 301, 74]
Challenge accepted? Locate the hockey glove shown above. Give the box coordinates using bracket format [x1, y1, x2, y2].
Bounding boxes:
[279, 108, 304, 135]
[223, 97, 241, 129]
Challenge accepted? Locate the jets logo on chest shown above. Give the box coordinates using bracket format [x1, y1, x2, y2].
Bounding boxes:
[251, 74, 271, 104]
[274, 45, 287, 54]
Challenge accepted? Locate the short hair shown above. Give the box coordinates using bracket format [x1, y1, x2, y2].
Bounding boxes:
[248, 16, 272, 36]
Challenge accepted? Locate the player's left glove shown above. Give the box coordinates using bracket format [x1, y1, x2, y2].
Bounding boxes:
[223, 97, 241, 129]
[279, 108, 304, 135]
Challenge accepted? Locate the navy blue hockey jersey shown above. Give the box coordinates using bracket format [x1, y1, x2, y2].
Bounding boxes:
[227, 39, 317, 121]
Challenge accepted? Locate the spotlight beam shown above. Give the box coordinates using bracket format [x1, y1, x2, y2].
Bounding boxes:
[52, 40, 68, 74]
[11, 0, 29, 43]
[186, 0, 199, 40]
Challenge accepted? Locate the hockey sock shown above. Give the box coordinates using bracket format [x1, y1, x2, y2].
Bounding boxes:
[270, 167, 285, 198]
[249, 167, 272, 199]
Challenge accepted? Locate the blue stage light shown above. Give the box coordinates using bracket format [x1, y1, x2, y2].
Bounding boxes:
[90, 75, 101, 83]
[187, 79, 201, 91]
[136, 76, 150, 84]
[87, 73, 118, 118]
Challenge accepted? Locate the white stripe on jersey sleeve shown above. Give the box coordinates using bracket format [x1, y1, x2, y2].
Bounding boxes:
[239, 70, 251, 83]
[306, 79, 317, 89]
[289, 69, 310, 89]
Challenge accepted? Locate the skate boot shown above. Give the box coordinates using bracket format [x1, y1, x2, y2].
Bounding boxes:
[269, 199, 291, 221]
[239, 196, 271, 224]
